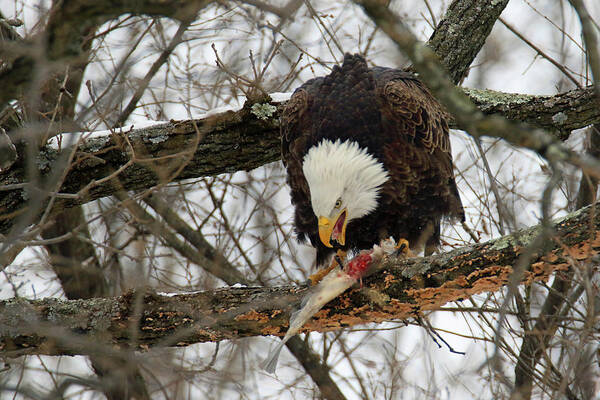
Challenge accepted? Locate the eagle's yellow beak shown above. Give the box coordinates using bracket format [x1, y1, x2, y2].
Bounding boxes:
[318, 208, 347, 248]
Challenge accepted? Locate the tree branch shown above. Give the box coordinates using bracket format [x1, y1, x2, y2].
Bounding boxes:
[0, 0, 212, 109]
[0, 85, 597, 235]
[1, 201, 597, 357]
[568, 0, 600, 99]
[131, 193, 348, 399]
[512, 124, 600, 400]
[427, 0, 509, 83]
[353, 0, 600, 179]
[463, 86, 597, 139]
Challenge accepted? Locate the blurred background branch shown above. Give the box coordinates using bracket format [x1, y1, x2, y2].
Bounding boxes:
[1, 0, 599, 398]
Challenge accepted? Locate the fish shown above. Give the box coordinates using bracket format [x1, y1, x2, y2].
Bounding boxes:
[262, 238, 397, 373]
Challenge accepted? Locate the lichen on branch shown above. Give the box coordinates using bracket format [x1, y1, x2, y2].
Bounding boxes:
[0, 202, 597, 357]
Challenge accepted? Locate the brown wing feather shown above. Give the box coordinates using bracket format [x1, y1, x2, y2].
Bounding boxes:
[281, 89, 310, 201]
[282, 56, 463, 263]
[376, 74, 464, 251]
[381, 78, 450, 154]
[281, 87, 321, 248]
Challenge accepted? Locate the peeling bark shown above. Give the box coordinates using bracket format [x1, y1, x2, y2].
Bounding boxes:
[1, 203, 597, 358]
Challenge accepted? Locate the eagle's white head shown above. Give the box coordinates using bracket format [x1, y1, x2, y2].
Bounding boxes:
[302, 139, 389, 248]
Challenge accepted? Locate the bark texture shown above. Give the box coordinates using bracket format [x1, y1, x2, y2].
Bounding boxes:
[1, 202, 596, 357]
[428, 0, 510, 83]
[1, 86, 597, 235]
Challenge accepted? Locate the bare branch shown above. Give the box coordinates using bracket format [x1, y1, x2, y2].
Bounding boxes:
[0, 0, 213, 109]
[114, 191, 250, 285]
[1, 85, 597, 235]
[427, 0, 509, 83]
[353, 0, 600, 178]
[568, 0, 600, 99]
[1, 201, 597, 357]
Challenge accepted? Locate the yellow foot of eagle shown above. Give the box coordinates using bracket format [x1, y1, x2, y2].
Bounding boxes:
[395, 238, 414, 258]
[308, 250, 347, 286]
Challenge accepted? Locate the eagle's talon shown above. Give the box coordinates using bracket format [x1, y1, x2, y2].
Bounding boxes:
[394, 238, 413, 258]
[308, 250, 347, 286]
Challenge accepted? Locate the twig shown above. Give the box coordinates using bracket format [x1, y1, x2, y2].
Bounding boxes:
[499, 17, 582, 88]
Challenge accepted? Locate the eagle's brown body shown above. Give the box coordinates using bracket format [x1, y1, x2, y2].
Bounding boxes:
[281, 54, 464, 265]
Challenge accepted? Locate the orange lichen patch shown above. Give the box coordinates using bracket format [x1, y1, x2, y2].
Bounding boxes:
[270, 309, 283, 318]
[487, 253, 507, 263]
[195, 328, 219, 341]
[234, 309, 270, 323]
[467, 265, 513, 293]
[385, 298, 417, 315]
[528, 261, 569, 281]
[156, 311, 180, 319]
[466, 265, 512, 281]
[401, 265, 514, 312]
[383, 272, 397, 287]
[312, 308, 330, 320]
[301, 318, 338, 332]
[562, 232, 600, 260]
[469, 275, 510, 293]
[442, 263, 461, 274]
[407, 286, 464, 308]
[451, 252, 472, 262]
[347, 306, 394, 323]
[346, 303, 371, 315]
[406, 286, 443, 302]
[336, 292, 355, 308]
[291, 299, 380, 333]
[336, 313, 369, 327]
[542, 251, 559, 263]
[410, 274, 426, 288]
[261, 325, 284, 336]
[302, 309, 368, 332]
[444, 275, 469, 289]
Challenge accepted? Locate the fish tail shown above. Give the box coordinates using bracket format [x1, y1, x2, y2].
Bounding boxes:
[262, 341, 285, 374]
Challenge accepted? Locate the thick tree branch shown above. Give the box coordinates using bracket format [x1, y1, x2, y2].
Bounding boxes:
[0, 107, 280, 236]
[427, 0, 509, 83]
[1, 202, 597, 357]
[132, 194, 347, 400]
[0, 0, 212, 109]
[354, 0, 600, 178]
[463, 87, 598, 139]
[0, 86, 597, 235]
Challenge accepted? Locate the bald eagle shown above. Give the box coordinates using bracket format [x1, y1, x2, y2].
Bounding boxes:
[281, 54, 464, 267]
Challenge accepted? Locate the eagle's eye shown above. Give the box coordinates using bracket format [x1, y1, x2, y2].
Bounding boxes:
[334, 198, 342, 209]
